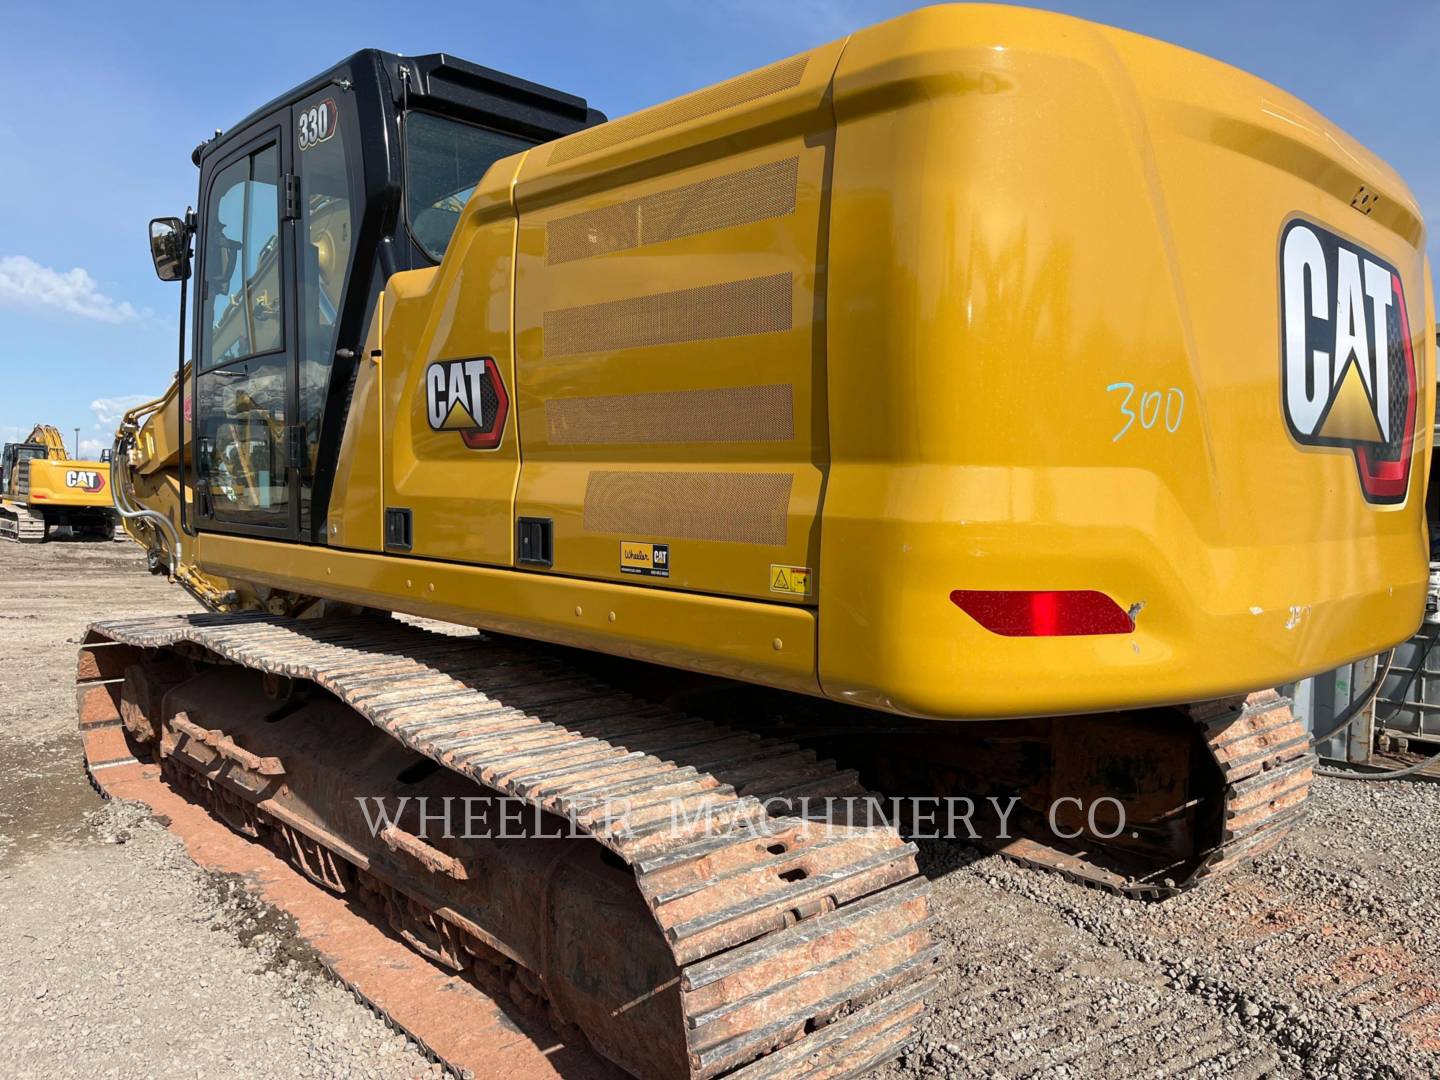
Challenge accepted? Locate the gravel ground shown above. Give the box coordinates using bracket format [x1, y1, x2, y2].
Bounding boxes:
[0, 538, 435, 1079]
[2, 538, 1438, 1079]
[874, 773, 1440, 1080]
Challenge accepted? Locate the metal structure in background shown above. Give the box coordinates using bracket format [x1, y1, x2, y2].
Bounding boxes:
[1286, 656, 1381, 764]
[1374, 564, 1440, 752]
[1293, 564, 1440, 765]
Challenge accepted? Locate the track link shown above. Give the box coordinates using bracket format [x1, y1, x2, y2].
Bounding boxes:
[78, 612, 935, 1080]
[0, 502, 46, 542]
[995, 690, 1316, 898]
[1189, 689, 1316, 882]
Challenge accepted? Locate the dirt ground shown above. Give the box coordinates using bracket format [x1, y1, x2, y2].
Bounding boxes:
[2, 539, 1438, 1079]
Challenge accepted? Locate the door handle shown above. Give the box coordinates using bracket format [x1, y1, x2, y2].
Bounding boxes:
[287, 425, 303, 471]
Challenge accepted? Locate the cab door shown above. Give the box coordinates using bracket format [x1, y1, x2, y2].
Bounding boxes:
[192, 127, 299, 538]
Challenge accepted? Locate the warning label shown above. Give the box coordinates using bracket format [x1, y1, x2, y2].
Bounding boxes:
[769, 564, 811, 596]
[621, 540, 669, 578]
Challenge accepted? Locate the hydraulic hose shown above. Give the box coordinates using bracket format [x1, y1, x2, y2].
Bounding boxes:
[110, 399, 182, 577]
[114, 216, 193, 579]
[1307, 650, 1395, 748]
[1316, 747, 1440, 781]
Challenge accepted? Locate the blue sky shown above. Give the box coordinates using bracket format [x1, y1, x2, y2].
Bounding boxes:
[2, 0, 1436, 456]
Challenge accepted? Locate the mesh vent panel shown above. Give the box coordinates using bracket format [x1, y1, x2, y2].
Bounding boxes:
[546, 384, 794, 446]
[543, 273, 793, 358]
[547, 157, 799, 264]
[583, 470, 792, 546]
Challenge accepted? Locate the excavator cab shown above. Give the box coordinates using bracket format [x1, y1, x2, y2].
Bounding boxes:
[148, 50, 601, 543]
[1, 442, 47, 496]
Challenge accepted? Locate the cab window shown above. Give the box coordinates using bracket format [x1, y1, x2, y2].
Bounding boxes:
[298, 101, 352, 376]
[296, 93, 355, 527]
[404, 112, 532, 262]
[201, 143, 284, 369]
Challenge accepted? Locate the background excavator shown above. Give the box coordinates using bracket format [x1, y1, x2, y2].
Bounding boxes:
[1, 424, 117, 542]
[77, 6, 1434, 1079]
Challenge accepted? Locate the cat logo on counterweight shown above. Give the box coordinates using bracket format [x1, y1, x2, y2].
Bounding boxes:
[65, 469, 105, 493]
[1279, 218, 1418, 505]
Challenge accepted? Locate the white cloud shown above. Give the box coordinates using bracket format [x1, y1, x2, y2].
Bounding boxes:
[78, 437, 110, 459]
[0, 255, 140, 323]
[91, 394, 155, 429]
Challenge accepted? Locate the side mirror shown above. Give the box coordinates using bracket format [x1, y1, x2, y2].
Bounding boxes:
[149, 217, 191, 282]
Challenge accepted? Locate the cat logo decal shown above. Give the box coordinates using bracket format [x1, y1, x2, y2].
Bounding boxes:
[424, 358, 509, 450]
[65, 470, 106, 493]
[1280, 218, 1418, 505]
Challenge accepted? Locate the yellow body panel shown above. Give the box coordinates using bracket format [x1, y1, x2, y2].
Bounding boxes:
[157, 4, 1433, 720]
[198, 532, 819, 693]
[17, 458, 113, 509]
[817, 7, 1433, 715]
[328, 294, 387, 553]
[4, 423, 113, 512]
[507, 39, 846, 603]
[383, 160, 524, 567]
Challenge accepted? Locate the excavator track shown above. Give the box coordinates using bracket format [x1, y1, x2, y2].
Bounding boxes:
[744, 684, 1317, 902]
[0, 502, 46, 542]
[990, 690, 1316, 899]
[77, 612, 936, 1080]
[75, 613, 1314, 1076]
[1183, 691, 1316, 881]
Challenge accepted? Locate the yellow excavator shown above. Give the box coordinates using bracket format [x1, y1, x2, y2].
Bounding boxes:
[1, 424, 117, 542]
[79, 6, 1433, 1078]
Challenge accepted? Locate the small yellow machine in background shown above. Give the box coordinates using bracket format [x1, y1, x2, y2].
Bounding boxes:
[1, 424, 116, 542]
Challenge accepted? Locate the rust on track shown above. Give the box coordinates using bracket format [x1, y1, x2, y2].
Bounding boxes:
[78, 612, 936, 1080]
[84, 753, 615, 1080]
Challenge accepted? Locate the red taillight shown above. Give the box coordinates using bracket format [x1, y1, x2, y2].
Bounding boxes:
[949, 589, 1134, 637]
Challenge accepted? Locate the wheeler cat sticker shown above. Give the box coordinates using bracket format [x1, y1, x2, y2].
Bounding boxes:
[620, 540, 669, 578]
[424, 358, 509, 450]
[65, 469, 105, 493]
[1280, 218, 1417, 505]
